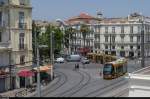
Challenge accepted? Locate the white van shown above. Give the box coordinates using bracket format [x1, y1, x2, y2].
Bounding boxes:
[66, 55, 81, 62]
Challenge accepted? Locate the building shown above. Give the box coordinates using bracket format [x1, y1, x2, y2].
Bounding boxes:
[127, 66, 150, 97]
[0, 0, 32, 91]
[61, 12, 150, 57]
[61, 12, 99, 55]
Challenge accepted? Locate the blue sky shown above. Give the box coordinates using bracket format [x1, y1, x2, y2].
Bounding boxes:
[31, 0, 150, 21]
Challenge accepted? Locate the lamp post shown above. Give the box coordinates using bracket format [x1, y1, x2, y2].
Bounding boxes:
[37, 45, 48, 97]
[139, 16, 145, 67]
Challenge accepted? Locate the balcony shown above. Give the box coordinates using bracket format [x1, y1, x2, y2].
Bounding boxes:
[0, 42, 12, 51]
[18, 23, 27, 29]
[19, 44, 28, 51]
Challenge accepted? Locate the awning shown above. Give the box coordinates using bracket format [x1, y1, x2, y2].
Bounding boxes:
[18, 69, 34, 77]
[33, 65, 51, 72]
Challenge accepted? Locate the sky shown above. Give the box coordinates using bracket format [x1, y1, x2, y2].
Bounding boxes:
[31, 0, 150, 21]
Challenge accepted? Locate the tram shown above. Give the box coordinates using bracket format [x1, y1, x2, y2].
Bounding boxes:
[87, 53, 117, 64]
[103, 58, 128, 80]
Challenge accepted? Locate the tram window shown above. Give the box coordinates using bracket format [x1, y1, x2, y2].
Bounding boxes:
[117, 66, 123, 73]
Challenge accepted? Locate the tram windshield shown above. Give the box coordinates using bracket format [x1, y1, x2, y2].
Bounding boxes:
[103, 64, 113, 74]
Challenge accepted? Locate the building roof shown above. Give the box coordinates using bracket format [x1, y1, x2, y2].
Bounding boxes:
[68, 12, 94, 20]
[64, 12, 97, 25]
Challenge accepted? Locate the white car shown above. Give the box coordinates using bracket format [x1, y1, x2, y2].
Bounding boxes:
[81, 57, 90, 64]
[55, 57, 65, 63]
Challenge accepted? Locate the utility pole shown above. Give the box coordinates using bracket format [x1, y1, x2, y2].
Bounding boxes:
[69, 32, 71, 55]
[140, 16, 145, 67]
[37, 45, 41, 97]
[50, 31, 54, 80]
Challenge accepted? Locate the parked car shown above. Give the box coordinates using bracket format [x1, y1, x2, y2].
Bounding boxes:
[55, 57, 65, 63]
[81, 57, 90, 64]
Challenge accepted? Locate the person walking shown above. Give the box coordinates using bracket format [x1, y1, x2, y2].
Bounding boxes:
[77, 63, 79, 70]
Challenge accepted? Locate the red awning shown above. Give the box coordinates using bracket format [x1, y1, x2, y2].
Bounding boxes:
[18, 69, 34, 77]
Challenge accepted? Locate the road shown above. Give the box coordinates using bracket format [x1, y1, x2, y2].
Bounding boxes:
[28, 58, 150, 97]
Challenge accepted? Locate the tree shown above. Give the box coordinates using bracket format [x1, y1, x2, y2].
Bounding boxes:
[80, 24, 90, 55]
[37, 25, 64, 59]
[32, 20, 41, 61]
[64, 27, 76, 54]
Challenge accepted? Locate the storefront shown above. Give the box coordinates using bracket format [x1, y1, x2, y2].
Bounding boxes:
[33, 65, 51, 83]
[17, 69, 34, 88]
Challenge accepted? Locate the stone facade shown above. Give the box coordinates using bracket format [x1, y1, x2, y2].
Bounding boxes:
[60, 12, 150, 58]
[0, 0, 32, 90]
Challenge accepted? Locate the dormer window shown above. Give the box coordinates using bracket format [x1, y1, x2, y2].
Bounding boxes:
[20, 0, 25, 5]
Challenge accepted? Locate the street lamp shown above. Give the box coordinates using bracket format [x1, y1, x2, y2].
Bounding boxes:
[139, 15, 145, 67]
[37, 45, 48, 97]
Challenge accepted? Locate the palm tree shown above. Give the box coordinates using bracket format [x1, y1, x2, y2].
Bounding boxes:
[80, 24, 90, 56]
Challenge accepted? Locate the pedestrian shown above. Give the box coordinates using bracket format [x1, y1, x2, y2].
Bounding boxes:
[77, 64, 79, 70]
[74, 64, 77, 70]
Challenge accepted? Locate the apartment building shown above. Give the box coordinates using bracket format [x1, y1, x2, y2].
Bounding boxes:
[93, 12, 150, 58]
[61, 12, 150, 58]
[0, 0, 32, 91]
[61, 12, 99, 55]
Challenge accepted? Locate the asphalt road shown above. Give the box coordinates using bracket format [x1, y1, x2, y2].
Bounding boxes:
[29, 58, 150, 97]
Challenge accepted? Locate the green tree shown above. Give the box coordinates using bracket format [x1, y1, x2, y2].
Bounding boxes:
[37, 25, 64, 59]
[64, 27, 77, 54]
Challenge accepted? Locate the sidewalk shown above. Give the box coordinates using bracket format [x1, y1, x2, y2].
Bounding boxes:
[0, 88, 26, 97]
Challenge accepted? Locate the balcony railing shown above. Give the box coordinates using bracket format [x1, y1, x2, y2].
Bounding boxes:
[18, 23, 27, 29]
[19, 44, 28, 50]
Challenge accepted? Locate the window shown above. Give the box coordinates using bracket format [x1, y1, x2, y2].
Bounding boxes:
[121, 46, 124, 49]
[130, 46, 133, 50]
[130, 36, 133, 42]
[121, 26, 124, 33]
[105, 36, 108, 42]
[112, 46, 115, 49]
[19, 12, 25, 28]
[130, 26, 133, 33]
[19, 33, 25, 50]
[137, 36, 140, 42]
[112, 36, 115, 43]
[112, 27, 115, 33]
[137, 46, 140, 49]
[105, 45, 108, 49]
[105, 27, 108, 33]
[20, 0, 25, 5]
[138, 26, 141, 33]
[20, 55, 25, 65]
[0, 32, 1, 42]
[121, 36, 124, 42]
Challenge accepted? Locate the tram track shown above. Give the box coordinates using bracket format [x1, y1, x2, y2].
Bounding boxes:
[54, 70, 91, 97]
[83, 78, 128, 97]
[36, 71, 68, 97]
